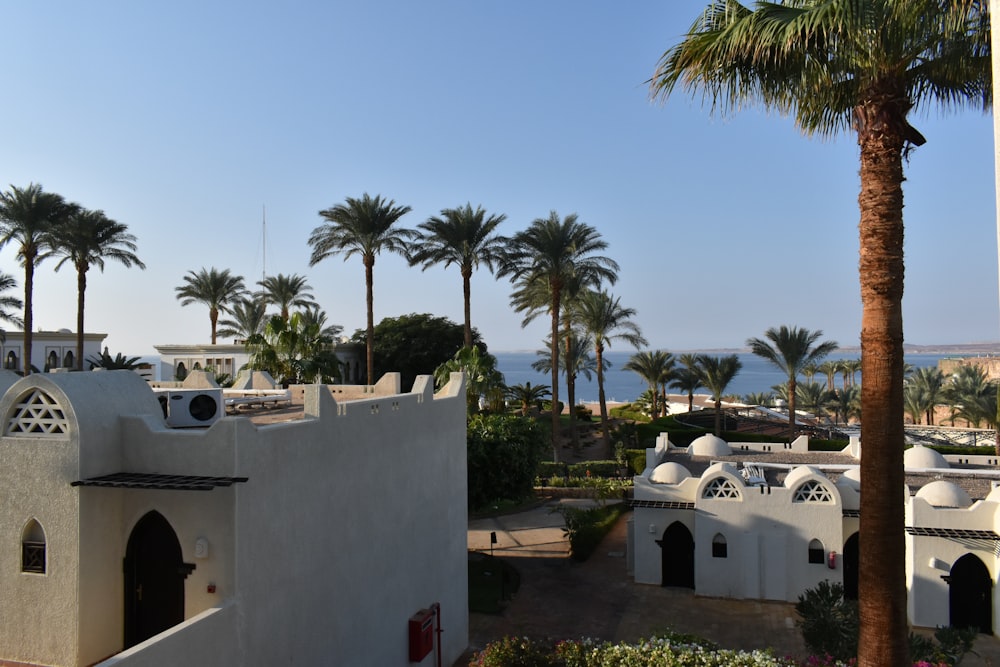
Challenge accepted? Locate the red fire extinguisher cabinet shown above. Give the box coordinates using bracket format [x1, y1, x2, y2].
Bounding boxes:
[408, 608, 435, 662]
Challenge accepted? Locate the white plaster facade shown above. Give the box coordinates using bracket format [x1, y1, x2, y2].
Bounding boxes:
[0, 329, 107, 373]
[0, 369, 468, 666]
[154, 341, 365, 384]
[632, 437, 1000, 635]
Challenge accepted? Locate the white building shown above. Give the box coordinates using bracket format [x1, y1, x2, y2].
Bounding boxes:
[631, 435, 1000, 635]
[154, 341, 365, 384]
[0, 329, 107, 373]
[0, 369, 468, 666]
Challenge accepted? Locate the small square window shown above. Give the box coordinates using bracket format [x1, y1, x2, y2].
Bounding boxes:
[22, 541, 45, 573]
[712, 542, 728, 558]
[808, 547, 824, 564]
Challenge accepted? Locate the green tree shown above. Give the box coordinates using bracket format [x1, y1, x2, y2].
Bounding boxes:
[0, 272, 24, 343]
[827, 385, 861, 425]
[906, 366, 946, 425]
[944, 365, 997, 429]
[818, 360, 841, 392]
[257, 273, 317, 321]
[51, 207, 145, 369]
[693, 354, 742, 436]
[532, 333, 600, 451]
[217, 297, 268, 342]
[0, 183, 73, 374]
[505, 382, 551, 416]
[796, 381, 832, 421]
[466, 413, 547, 510]
[434, 345, 505, 414]
[352, 313, 484, 392]
[298, 306, 343, 340]
[624, 350, 675, 419]
[175, 267, 248, 345]
[652, 4, 988, 662]
[742, 391, 774, 407]
[246, 312, 341, 384]
[570, 289, 647, 451]
[670, 354, 705, 413]
[408, 203, 507, 349]
[497, 211, 618, 458]
[87, 347, 142, 371]
[309, 193, 415, 384]
[747, 326, 838, 436]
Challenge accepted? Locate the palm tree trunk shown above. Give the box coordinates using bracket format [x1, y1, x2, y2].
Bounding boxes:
[23, 257, 34, 375]
[787, 376, 797, 437]
[76, 266, 86, 370]
[687, 391, 693, 413]
[365, 256, 375, 385]
[856, 113, 909, 667]
[549, 288, 561, 462]
[462, 266, 472, 349]
[595, 342, 612, 456]
[714, 398, 721, 435]
[210, 307, 219, 346]
[565, 327, 580, 451]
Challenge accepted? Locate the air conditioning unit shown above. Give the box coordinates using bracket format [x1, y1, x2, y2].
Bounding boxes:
[158, 389, 223, 428]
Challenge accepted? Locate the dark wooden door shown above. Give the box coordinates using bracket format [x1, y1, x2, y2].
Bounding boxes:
[659, 521, 695, 588]
[843, 532, 859, 600]
[124, 511, 186, 648]
[950, 553, 993, 634]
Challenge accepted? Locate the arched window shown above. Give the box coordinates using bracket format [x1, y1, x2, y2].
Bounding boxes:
[6, 388, 69, 436]
[5, 351, 17, 369]
[702, 477, 741, 500]
[793, 480, 834, 503]
[47, 351, 58, 370]
[21, 519, 46, 573]
[175, 362, 187, 381]
[193, 361, 202, 371]
[63, 350, 74, 369]
[808, 538, 825, 564]
[712, 533, 728, 558]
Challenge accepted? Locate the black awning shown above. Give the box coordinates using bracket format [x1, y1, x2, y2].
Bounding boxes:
[71, 472, 248, 491]
[906, 526, 1000, 540]
[629, 500, 696, 510]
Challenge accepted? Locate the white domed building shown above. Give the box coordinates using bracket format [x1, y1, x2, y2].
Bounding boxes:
[631, 434, 1000, 635]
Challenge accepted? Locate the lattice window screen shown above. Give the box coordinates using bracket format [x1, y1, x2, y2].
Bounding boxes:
[6, 389, 69, 437]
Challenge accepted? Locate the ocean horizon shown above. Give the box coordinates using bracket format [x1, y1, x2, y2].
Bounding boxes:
[494, 350, 951, 405]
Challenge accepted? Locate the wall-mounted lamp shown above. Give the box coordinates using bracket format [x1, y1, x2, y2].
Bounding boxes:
[195, 537, 209, 559]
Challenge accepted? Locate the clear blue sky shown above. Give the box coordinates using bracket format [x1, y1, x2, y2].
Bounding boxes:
[1, 1, 996, 356]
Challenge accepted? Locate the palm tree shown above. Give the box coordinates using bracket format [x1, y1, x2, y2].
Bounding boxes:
[175, 267, 248, 345]
[434, 346, 505, 414]
[624, 350, 674, 419]
[817, 360, 841, 392]
[827, 385, 862, 425]
[0, 272, 24, 342]
[257, 273, 317, 321]
[742, 391, 774, 407]
[843, 358, 863, 388]
[409, 203, 507, 348]
[533, 333, 599, 450]
[571, 289, 647, 449]
[297, 306, 344, 340]
[498, 211, 618, 457]
[670, 353, 704, 413]
[246, 312, 341, 384]
[906, 366, 946, 426]
[944, 365, 997, 429]
[0, 183, 73, 374]
[309, 193, 415, 385]
[652, 4, 989, 662]
[747, 326, 838, 436]
[505, 382, 551, 416]
[796, 381, 831, 421]
[217, 298, 268, 342]
[693, 354, 742, 436]
[51, 208, 145, 369]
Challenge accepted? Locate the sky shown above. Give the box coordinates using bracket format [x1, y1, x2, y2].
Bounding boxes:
[0, 1, 997, 356]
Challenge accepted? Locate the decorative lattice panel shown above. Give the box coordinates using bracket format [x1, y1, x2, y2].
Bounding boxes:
[702, 477, 741, 500]
[793, 480, 834, 503]
[6, 389, 69, 437]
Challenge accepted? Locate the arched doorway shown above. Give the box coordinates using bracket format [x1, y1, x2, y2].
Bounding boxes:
[949, 553, 993, 634]
[843, 532, 859, 600]
[658, 521, 694, 588]
[124, 511, 193, 648]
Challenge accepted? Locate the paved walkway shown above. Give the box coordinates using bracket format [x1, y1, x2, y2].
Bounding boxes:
[463, 500, 1000, 666]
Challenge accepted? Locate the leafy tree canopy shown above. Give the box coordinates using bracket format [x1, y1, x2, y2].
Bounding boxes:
[351, 313, 485, 391]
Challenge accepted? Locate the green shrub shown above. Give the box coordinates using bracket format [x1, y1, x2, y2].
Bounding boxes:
[567, 461, 619, 478]
[541, 400, 564, 415]
[609, 404, 650, 421]
[536, 461, 568, 480]
[573, 404, 593, 421]
[630, 451, 647, 474]
[810, 438, 849, 452]
[795, 580, 858, 661]
[555, 503, 626, 561]
[470, 636, 558, 666]
[467, 414, 548, 511]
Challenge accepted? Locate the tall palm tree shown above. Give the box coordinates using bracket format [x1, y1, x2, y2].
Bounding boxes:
[906, 366, 946, 426]
[747, 326, 838, 436]
[0, 272, 24, 343]
[0, 183, 72, 374]
[693, 354, 742, 436]
[217, 297, 268, 342]
[409, 203, 507, 348]
[175, 267, 248, 345]
[670, 353, 704, 413]
[309, 193, 415, 385]
[817, 360, 841, 392]
[796, 381, 832, 421]
[944, 365, 997, 429]
[498, 211, 618, 457]
[51, 208, 145, 369]
[651, 4, 989, 662]
[623, 350, 675, 419]
[257, 273, 317, 321]
[827, 385, 862, 425]
[532, 332, 599, 451]
[571, 289, 647, 449]
[297, 306, 344, 340]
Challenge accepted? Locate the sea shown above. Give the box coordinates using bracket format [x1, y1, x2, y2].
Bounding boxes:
[494, 351, 952, 405]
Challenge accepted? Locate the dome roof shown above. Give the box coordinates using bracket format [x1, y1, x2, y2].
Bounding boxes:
[904, 445, 949, 470]
[784, 465, 828, 490]
[649, 462, 692, 485]
[836, 467, 861, 491]
[687, 434, 732, 457]
[916, 480, 972, 508]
